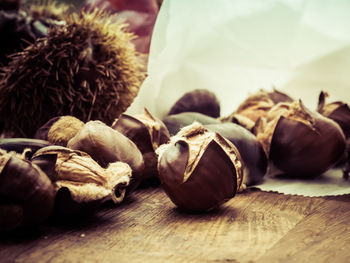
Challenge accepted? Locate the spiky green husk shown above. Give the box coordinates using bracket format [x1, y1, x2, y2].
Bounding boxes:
[26, 0, 71, 21]
[0, 10, 144, 137]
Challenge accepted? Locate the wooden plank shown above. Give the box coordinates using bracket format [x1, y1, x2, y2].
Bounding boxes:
[256, 195, 350, 263]
[0, 187, 344, 263]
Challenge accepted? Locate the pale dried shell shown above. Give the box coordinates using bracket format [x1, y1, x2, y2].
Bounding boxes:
[32, 146, 131, 211]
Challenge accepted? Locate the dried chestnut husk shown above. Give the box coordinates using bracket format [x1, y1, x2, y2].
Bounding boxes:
[112, 109, 170, 180]
[156, 123, 243, 212]
[67, 120, 144, 192]
[343, 144, 350, 180]
[168, 89, 221, 118]
[0, 2, 67, 67]
[257, 100, 346, 178]
[35, 116, 85, 146]
[162, 112, 221, 136]
[204, 123, 267, 186]
[32, 146, 131, 217]
[221, 89, 294, 131]
[0, 10, 36, 66]
[0, 150, 55, 231]
[0, 10, 144, 137]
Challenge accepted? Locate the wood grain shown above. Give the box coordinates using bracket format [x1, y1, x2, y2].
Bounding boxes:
[0, 187, 348, 263]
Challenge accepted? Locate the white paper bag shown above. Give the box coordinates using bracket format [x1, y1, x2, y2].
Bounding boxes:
[128, 0, 350, 119]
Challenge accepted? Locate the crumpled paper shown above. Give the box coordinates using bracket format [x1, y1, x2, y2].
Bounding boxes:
[127, 0, 350, 196]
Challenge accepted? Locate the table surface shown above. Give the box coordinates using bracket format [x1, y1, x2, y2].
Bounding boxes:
[0, 184, 349, 263]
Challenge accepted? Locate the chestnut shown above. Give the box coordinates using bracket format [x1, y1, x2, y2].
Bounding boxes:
[35, 116, 85, 146]
[0, 150, 55, 231]
[317, 91, 350, 178]
[67, 120, 144, 192]
[162, 112, 221, 136]
[220, 113, 256, 133]
[317, 91, 350, 139]
[204, 123, 267, 186]
[156, 123, 243, 212]
[112, 108, 170, 180]
[167, 89, 221, 118]
[0, 138, 51, 159]
[222, 89, 294, 128]
[32, 146, 132, 217]
[343, 144, 350, 180]
[256, 100, 346, 178]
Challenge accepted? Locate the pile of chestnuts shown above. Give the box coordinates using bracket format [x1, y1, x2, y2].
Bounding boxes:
[1, 87, 349, 231]
[0, 1, 349, 233]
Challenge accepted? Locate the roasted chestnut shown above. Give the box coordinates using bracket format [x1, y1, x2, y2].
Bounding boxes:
[256, 100, 346, 178]
[204, 123, 267, 186]
[162, 112, 221, 136]
[317, 91, 350, 139]
[156, 123, 243, 212]
[167, 89, 221, 118]
[32, 146, 132, 217]
[67, 120, 144, 192]
[112, 109, 170, 180]
[317, 91, 350, 179]
[222, 89, 294, 130]
[0, 150, 55, 231]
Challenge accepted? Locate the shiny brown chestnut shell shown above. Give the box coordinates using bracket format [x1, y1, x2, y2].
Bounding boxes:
[317, 91, 350, 139]
[157, 124, 243, 212]
[262, 101, 346, 177]
[67, 120, 144, 192]
[112, 109, 170, 180]
[0, 138, 51, 159]
[0, 151, 55, 231]
[162, 112, 221, 136]
[204, 123, 267, 186]
[168, 89, 221, 118]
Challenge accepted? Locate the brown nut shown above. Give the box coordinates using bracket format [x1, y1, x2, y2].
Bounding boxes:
[35, 116, 85, 146]
[32, 146, 131, 217]
[168, 89, 221, 118]
[0, 138, 51, 159]
[67, 120, 144, 193]
[162, 112, 221, 136]
[257, 100, 346, 178]
[0, 150, 55, 231]
[204, 123, 267, 186]
[317, 91, 350, 139]
[112, 108, 170, 180]
[157, 123, 243, 212]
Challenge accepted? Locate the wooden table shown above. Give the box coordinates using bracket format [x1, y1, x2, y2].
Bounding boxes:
[1, 185, 349, 263]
